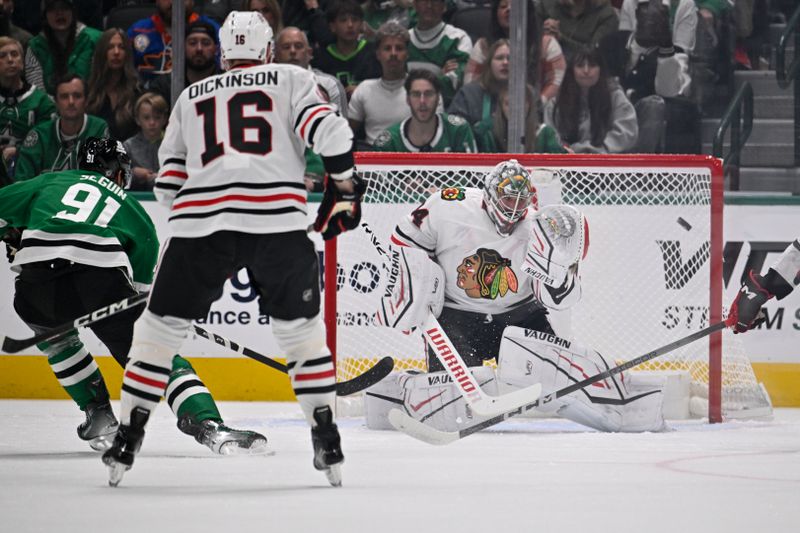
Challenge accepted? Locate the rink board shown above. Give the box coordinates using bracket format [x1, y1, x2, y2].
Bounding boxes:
[0, 198, 798, 404]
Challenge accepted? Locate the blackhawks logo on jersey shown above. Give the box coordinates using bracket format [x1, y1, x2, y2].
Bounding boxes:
[456, 248, 519, 300]
[440, 187, 465, 201]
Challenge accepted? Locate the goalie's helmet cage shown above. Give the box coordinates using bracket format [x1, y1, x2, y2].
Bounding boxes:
[483, 159, 535, 235]
[78, 137, 132, 189]
[219, 10, 273, 68]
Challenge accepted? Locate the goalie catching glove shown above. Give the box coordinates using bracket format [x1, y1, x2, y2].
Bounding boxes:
[522, 204, 589, 288]
[313, 172, 367, 240]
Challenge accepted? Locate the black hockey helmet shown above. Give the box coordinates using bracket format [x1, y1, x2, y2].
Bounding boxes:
[78, 137, 132, 189]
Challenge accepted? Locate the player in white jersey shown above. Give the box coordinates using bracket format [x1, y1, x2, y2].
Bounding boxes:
[103, 11, 364, 487]
[728, 238, 800, 333]
[366, 160, 666, 434]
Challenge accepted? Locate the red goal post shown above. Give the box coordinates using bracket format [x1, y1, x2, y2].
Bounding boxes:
[323, 153, 771, 423]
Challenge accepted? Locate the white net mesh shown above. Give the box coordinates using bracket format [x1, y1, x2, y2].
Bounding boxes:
[330, 154, 771, 420]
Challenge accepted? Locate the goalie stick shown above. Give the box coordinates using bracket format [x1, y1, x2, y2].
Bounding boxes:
[1, 292, 148, 353]
[359, 220, 542, 417]
[191, 325, 394, 396]
[389, 321, 727, 444]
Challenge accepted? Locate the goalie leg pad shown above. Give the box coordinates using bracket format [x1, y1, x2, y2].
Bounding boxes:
[496, 326, 666, 432]
[364, 372, 407, 431]
[364, 367, 498, 432]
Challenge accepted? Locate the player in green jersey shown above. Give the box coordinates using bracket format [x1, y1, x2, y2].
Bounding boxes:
[0, 137, 268, 454]
[373, 69, 477, 153]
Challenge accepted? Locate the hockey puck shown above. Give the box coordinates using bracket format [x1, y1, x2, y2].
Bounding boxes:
[677, 217, 692, 231]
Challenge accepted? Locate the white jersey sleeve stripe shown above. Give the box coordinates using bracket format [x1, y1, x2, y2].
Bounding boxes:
[173, 181, 305, 197]
[161, 170, 188, 180]
[298, 105, 335, 141]
[392, 226, 436, 253]
[172, 191, 307, 211]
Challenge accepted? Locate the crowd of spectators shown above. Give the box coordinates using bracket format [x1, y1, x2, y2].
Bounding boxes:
[0, 0, 793, 189]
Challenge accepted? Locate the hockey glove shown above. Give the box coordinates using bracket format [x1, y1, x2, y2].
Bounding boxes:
[727, 270, 772, 333]
[522, 204, 588, 287]
[2, 227, 22, 264]
[313, 173, 366, 241]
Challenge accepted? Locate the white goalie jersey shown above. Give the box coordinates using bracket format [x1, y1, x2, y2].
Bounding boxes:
[155, 63, 354, 238]
[391, 187, 581, 314]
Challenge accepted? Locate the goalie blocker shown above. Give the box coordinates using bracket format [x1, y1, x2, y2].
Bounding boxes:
[375, 245, 445, 331]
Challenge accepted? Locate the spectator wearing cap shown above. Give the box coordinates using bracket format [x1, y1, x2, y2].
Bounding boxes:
[145, 19, 222, 108]
[86, 28, 142, 142]
[127, 0, 220, 83]
[0, 0, 33, 50]
[24, 0, 101, 95]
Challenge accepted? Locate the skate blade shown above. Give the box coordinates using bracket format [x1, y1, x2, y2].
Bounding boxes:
[107, 462, 130, 487]
[324, 464, 342, 487]
[217, 438, 273, 456]
[88, 434, 116, 452]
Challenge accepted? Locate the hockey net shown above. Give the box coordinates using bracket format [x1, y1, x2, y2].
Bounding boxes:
[325, 153, 772, 422]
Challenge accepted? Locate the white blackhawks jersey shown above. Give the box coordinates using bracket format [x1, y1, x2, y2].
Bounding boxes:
[155, 63, 354, 237]
[391, 187, 542, 314]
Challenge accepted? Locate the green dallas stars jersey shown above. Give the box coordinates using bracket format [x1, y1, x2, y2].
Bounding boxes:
[373, 112, 477, 153]
[14, 115, 109, 181]
[0, 83, 56, 148]
[0, 169, 157, 289]
[408, 24, 472, 104]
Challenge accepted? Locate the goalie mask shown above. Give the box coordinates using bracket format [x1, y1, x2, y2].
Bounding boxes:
[78, 137, 132, 189]
[483, 159, 535, 236]
[219, 11, 273, 69]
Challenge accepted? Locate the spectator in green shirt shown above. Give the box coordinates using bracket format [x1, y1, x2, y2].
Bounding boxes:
[373, 69, 476, 152]
[0, 36, 56, 179]
[23, 0, 101, 95]
[15, 73, 108, 181]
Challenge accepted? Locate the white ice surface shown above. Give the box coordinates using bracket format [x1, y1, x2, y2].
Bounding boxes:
[1, 401, 799, 533]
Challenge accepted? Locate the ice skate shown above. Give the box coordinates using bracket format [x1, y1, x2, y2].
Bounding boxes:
[310, 406, 344, 487]
[102, 407, 149, 487]
[178, 415, 269, 455]
[77, 401, 119, 451]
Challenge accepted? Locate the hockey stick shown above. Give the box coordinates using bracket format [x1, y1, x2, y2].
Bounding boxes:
[191, 325, 394, 396]
[389, 321, 727, 445]
[0, 292, 149, 353]
[359, 220, 542, 417]
[0, 289, 392, 395]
